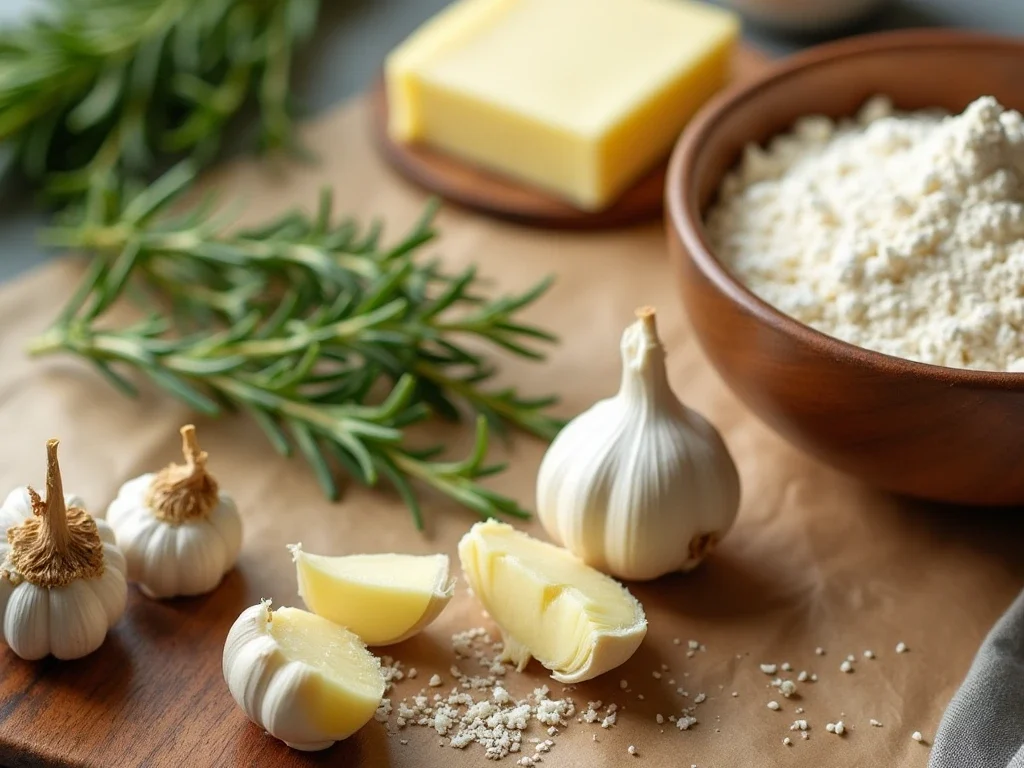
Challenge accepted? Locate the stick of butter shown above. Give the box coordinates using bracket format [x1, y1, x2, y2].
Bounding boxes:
[386, 0, 739, 211]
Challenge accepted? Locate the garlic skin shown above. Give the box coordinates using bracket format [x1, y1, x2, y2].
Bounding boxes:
[537, 307, 740, 581]
[107, 425, 242, 599]
[223, 601, 385, 751]
[0, 441, 128, 660]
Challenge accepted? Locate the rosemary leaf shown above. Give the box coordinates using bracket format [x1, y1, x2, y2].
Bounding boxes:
[0, 0, 318, 211]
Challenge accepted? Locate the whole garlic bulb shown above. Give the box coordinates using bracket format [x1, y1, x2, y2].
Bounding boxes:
[537, 307, 740, 581]
[0, 440, 128, 660]
[107, 424, 241, 599]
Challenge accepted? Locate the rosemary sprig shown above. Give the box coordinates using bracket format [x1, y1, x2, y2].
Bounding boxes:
[0, 0, 318, 210]
[31, 165, 563, 525]
[8, 0, 564, 526]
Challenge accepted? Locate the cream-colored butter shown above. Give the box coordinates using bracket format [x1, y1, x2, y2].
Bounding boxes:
[386, 0, 738, 210]
[458, 520, 647, 683]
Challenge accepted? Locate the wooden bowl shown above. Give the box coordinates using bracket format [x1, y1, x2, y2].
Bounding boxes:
[665, 30, 1024, 506]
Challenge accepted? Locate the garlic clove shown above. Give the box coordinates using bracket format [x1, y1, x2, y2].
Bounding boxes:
[92, 566, 128, 625]
[206, 497, 243, 566]
[223, 602, 385, 750]
[135, 524, 180, 599]
[458, 520, 647, 684]
[4, 585, 50, 660]
[105, 474, 154, 528]
[169, 523, 230, 597]
[0, 577, 12, 634]
[0, 488, 86, 530]
[0, 492, 26, 532]
[48, 580, 109, 660]
[100, 540, 126, 579]
[95, 519, 117, 546]
[290, 546, 454, 646]
[111, 514, 162, 591]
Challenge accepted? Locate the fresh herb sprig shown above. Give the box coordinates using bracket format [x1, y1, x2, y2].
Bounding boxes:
[31, 164, 562, 526]
[8, 0, 564, 525]
[0, 0, 317, 209]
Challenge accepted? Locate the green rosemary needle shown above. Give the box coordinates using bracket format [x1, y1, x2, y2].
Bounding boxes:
[0, 0, 318, 209]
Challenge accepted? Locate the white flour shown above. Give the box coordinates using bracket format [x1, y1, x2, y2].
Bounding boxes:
[706, 95, 1024, 371]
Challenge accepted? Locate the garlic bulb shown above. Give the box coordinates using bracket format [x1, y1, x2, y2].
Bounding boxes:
[107, 425, 242, 599]
[223, 600, 386, 751]
[0, 440, 128, 660]
[537, 307, 740, 581]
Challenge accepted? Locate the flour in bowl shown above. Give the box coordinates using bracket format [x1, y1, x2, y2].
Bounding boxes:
[706, 95, 1024, 371]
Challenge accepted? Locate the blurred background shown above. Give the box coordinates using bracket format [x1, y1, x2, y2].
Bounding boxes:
[0, 0, 1021, 282]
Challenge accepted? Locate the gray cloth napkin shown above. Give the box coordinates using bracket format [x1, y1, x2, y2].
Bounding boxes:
[931, 591, 1024, 768]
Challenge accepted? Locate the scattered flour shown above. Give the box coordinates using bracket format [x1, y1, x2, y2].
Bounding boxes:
[373, 626, 926, 757]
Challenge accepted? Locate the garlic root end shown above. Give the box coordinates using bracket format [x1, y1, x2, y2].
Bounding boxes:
[148, 424, 220, 524]
[8, 439, 105, 588]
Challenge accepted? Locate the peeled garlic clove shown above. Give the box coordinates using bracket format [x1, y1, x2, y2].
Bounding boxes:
[289, 546, 454, 646]
[537, 306, 740, 581]
[223, 601, 385, 751]
[458, 520, 646, 684]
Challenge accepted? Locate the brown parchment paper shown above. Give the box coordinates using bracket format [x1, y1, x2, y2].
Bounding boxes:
[2, 98, 1023, 768]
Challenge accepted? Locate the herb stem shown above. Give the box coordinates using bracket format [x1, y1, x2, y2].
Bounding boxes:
[29, 173, 561, 523]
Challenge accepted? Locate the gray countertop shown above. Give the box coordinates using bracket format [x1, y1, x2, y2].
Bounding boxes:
[1, 0, 1022, 283]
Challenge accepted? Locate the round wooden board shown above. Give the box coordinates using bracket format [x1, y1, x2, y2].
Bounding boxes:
[370, 46, 771, 230]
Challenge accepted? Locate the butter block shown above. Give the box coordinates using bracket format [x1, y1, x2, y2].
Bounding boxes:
[386, 0, 739, 210]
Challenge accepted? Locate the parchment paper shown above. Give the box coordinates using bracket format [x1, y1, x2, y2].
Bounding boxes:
[1, 98, 1022, 768]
